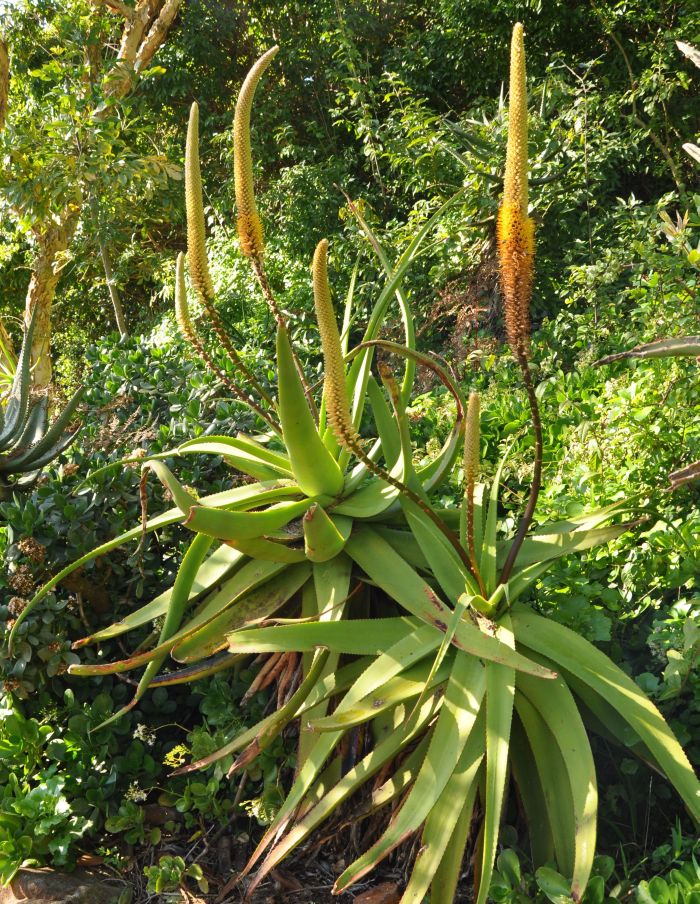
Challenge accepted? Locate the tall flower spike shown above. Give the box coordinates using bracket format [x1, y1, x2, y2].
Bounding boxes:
[463, 391, 480, 496]
[174, 253, 280, 434]
[497, 24, 544, 586]
[174, 252, 195, 341]
[311, 241, 480, 580]
[312, 239, 356, 447]
[185, 102, 215, 301]
[496, 22, 535, 365]
[234, 46, 279, 260]
[183, 102, 277, 412]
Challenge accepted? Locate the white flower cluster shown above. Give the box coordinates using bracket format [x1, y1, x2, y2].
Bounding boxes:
[124, 781, 148, 803]
[133, 723, 157, 746]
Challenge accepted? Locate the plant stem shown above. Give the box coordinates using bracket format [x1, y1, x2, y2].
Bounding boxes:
[183, 315, 281, 436]
[499, 357, 542, 584]
[100, 241, 128, 338]
[252, 258, 319, 422]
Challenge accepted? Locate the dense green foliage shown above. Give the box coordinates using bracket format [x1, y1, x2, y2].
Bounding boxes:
[0, 0, 699, 900]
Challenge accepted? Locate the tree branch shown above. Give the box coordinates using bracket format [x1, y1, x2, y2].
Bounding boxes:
[92, 0, 136, 18]
[117, 0, 159, 69]
[0, 37, 9, 132]
[135, 0, 183, 73]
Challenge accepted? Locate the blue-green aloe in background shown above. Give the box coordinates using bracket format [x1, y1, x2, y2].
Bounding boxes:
[0, 309, 83, 500]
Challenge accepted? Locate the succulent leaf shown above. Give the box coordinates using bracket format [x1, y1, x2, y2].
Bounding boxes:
[276, 322, 344, 498]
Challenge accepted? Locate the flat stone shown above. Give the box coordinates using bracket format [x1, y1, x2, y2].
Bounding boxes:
[0, 868, 127, 904]
[353, 883, 401, 904]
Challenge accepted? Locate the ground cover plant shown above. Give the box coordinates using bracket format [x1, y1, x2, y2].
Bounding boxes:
[5, 19, 699, 904]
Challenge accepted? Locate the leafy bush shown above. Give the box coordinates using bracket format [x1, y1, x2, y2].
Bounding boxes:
[143, 855, 208, 896]
[488, 836, 700, 904]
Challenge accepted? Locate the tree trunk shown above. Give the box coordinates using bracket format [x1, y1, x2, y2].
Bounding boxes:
[12, 1, 182, 386]
[100, 241, 128, 337]
[24, 216, 77, 387]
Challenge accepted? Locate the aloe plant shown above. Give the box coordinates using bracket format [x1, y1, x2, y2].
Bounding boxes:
[9, 24, 699, 904]
[0, 308, 83, 499]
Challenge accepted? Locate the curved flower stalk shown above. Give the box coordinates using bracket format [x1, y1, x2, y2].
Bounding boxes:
[233, 46, 278, 263]
[184, 103, 215, 302]
[313, 238, 355, 448]
[232, 44, 280, 323]
[313, 237, 478, 578]
[174, 253, 280, 435]
[231, 45, 317, 417]
[8, 26, 699, 904]
[182, 102, 277, 417]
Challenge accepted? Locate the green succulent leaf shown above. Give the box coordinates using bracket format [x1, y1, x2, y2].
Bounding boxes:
[276, 323, 344, 498]
[172, 563, 312, 662]
[477, 616, 516, 904]
[346, 527, 556, 678]
[513, 606, 700, 824]
[334, 652, 486, 892]
[227, 616, 420, 656]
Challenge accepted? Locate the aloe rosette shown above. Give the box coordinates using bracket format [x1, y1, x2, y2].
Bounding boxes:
[0, 307, 83, 499]
[8, 25, 700, 904]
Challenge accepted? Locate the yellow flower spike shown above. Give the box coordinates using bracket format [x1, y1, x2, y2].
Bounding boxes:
[234, 45, 279, 260]
[174, 252, 195, 341]
[498, 24, 545, 589]
[503, 23, 528, 212]
[463, 391, 480, 493]
[312, 238, 356, 448]
[183, 101, 280, 419]
[185, 102, 215, 301]
[497, 22, 535, 364]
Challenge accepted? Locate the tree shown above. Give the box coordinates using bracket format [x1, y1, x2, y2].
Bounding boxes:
[0, 0, 182, 386]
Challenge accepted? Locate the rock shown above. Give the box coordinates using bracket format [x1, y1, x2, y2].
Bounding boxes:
[0, 868, 127, 904]
[353, 882, 401, 904]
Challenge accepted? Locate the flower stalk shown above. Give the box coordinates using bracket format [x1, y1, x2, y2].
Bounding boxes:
[313, 239, 356, 447]
[464, 391, 483, 586]
[232, 47, 317, 415]
[234, 46, 277, 262]
[184, 103, 276, 413]
[497, 23, 543, 585]
[174, 253, 280, 434]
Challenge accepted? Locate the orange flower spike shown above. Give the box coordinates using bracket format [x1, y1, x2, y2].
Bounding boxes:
[497, 22, 535, 364]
